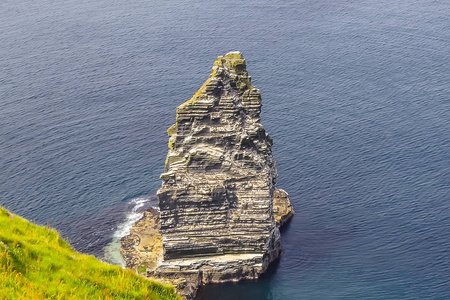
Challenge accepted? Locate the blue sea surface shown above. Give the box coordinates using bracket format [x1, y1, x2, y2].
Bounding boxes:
[1, 0, 449, 299]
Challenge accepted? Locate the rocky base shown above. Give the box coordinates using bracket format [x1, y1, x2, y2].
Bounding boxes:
[154, 252, 279, 299]
[121, 189, 292, 299]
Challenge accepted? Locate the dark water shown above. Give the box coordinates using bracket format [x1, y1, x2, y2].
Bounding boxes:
[1, 0, 449, 298]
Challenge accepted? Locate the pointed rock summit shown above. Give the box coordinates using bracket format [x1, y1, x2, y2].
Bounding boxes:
[121, 52, 294, 299]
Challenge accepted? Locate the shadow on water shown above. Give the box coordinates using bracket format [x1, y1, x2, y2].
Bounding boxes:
[279, 217, 293, 234]
[260, 257, 281, 279]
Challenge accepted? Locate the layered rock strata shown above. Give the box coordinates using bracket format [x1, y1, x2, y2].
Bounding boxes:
[121, 52, 294, 299]
[158, 51, 281, 263]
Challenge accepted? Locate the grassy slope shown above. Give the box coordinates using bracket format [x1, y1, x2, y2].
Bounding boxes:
[0, 206, 180, 300]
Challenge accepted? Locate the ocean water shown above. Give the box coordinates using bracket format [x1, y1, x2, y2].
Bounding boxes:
[1, 0, 449, 299]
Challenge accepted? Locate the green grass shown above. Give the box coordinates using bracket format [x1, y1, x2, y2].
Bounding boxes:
[0, 206, 180, 300]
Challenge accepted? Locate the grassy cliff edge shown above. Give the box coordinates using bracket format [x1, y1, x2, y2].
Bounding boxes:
[0, 206, 180, 300]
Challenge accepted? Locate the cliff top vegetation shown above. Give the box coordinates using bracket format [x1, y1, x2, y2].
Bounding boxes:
[0, 206, 180, 300]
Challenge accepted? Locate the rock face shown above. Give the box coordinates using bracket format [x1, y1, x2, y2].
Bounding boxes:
[157, 51, 281, 264]
[121, 52, 294, 299]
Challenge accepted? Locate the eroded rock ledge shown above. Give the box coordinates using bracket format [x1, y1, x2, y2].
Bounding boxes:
[274, 189, 294, 227]
[121, 52, 294, 299]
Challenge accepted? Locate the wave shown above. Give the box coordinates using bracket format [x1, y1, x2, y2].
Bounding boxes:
[103, 195, 157, 267]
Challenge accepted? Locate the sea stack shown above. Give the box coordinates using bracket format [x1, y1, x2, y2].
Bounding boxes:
[158, 51, 281, 261]
[121, 52, 293, 299]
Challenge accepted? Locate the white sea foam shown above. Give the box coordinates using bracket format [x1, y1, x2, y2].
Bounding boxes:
[103, 196, 154, 267]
